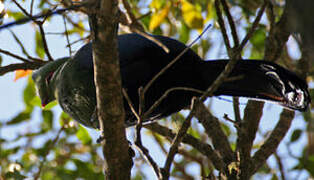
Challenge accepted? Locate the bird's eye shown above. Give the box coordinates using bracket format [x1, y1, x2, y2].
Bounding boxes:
[46, 72, 54, 84]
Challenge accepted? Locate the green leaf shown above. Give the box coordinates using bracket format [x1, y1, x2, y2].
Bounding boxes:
[290, 129, 302, 142]
[23, 76, 36, 108]
[0, 147, 20, 158]
[305, 155, 314, 176]
[76, 125, 91, 145]
[59, 112, 73, 127]
[179, 22, 190, 43]
[271, 174, 279, 180]
[6, 11, 26, 20]
[43, 100, 58, 110]
[4, 170, 26, 180]
[7, 111, 31, 125]
[249, 26, 266, 59]
[0, 55, 2, 66]
[221, 123, 231, 137]
[34, 140, 52, 157]
[187, 127, 201, 139]
[35, 31, 45, 58]
[171, 112, 186, 124]
[42, 110, 53, 131]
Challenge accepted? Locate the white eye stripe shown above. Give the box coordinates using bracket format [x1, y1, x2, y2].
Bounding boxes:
[261, 64, 276, 71]
[288, 81, 296, 89]
[264, 67, 306, 109]
[265, 71, 286, 95]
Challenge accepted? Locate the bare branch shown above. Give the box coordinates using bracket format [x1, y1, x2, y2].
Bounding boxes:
[0, 48, 31, 63]
[162, 98, 197, 178]
[38, 24, 54, 61]
[220, 0, 239, 47]
[214, 0, 231, 50]
[0, 62, 45, 76]
[145, 123, 226, 172]
[144, 87, 204, 120]
[194, 100, 234, 164]
[237, 101, 264, 178]
[239, 2, 267, 51]
[0, 3, 88, 31]
[232, 97, 241, 123]
[274, 151, 286, 180]
[264, 1, 291, 62]
[63, 16, 72, 56]
[143, 24, 212, 96]
[119, 0, 169, 53]
[250, 109, 295, 176]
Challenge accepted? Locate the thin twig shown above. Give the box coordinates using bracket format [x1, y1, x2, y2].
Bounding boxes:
[122, 88, 140, 121]
[143, 24, 212, 95]
[12, 0, 32, 19]
[30, 0, 35, 16]
[9, 30, 31, 57]
[144, 123, 225, 172]
[38, 24, 54, 61]
[0, 4, 87, 31]
[121, 0, 140, 27]
[0, 48, 31, 63]
[143, 87, 204, 120]
[134, 144, 163, 179]
[214, 0, 231, 50]
[238, 2, 267, 51]
[274, 151, 286, 180]
[232, 97, 241, 123]
[118, 10, 169, 53]
[162, 98, 197, 179]
[223, 113, 240, 129]
[122, 88, 162, 178]
[220, 0, 239, 47]
[12, 0, 54, 61]
[63, 16, 72, 56]
[67, 35, 91, 47]
[119, 0, 169, 53]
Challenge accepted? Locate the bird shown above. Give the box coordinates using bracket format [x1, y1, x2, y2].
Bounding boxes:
[32, 33, 310, 129]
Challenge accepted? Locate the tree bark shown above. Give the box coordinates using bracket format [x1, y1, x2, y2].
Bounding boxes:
[88, 0, 133, 179]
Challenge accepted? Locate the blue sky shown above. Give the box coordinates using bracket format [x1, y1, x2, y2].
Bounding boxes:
[0, 1, 310, 179]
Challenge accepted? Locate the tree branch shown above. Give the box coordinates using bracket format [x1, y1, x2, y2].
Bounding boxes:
[194, 100, 234, 165]
[144, 123, 226, 172]
[237, 101, 264, 178]
[0, 62, 45, 75]
[88, 0, 133, 179]
[250, 109, 295, 176]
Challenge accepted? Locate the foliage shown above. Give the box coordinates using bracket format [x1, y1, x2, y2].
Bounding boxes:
[0, 0, 313, 179]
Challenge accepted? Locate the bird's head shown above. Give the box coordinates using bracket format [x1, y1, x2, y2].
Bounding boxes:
[32, 57, 69, 107]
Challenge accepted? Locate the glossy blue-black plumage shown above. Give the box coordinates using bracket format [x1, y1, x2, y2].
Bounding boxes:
[33, 33, 310, 128]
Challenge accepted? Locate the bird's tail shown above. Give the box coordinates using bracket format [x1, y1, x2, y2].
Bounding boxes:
[201, 60, 310, 111]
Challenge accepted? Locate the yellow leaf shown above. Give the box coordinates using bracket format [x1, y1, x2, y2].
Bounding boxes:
[181, 0, 204, 29]
[149, 2, 171, 31]
[14, 70, 32, 82]
[205, 2, 214, 22]
[150, 0, 165, 10]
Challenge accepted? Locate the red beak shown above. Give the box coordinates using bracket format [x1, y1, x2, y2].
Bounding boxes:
[41, 99, 48, 107]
